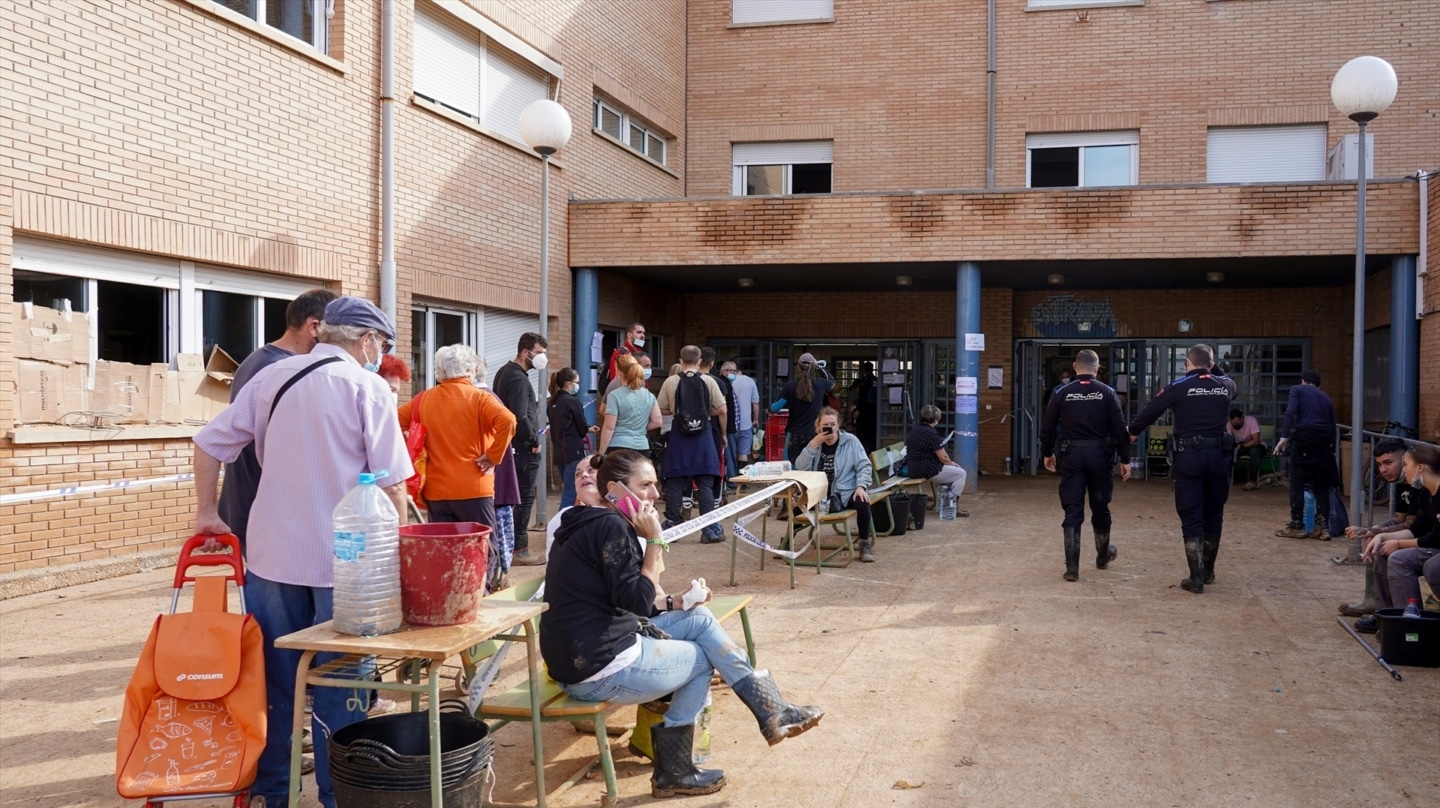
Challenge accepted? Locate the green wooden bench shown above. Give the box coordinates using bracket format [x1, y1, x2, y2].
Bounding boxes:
[465, 578, 757, 806]
[869, 442, 931, 533]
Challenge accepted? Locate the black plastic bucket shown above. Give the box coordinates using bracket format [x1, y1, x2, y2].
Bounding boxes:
[330, 710, 492, 807]
[908, 492, 927, 530]
[1375, 607, 1440, 667]
[873, 492, 908, 535]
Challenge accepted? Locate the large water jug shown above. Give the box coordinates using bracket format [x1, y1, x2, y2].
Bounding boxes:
[332, 470, 403, 636]
[939, 485, 958, 521]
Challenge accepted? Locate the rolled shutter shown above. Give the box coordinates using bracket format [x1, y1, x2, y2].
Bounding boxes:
[413, 1, 481, 117]
[1206, 125, 1327, 183]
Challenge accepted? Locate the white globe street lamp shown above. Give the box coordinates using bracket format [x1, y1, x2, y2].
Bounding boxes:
[520, 98, 572, 531]
[1331, 56, 1397, 550]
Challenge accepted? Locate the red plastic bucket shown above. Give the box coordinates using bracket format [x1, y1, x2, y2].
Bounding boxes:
[398, 522, 490, 626]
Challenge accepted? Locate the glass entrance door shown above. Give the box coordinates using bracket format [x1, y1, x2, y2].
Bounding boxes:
[876, 341, 919, 448]
[1012, 340, 1044, 475]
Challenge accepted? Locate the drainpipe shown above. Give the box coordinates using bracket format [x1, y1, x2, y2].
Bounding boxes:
[1419, 169, 1430, 314]
[985, 0, 995, 189]
[379, 0, 397, 321]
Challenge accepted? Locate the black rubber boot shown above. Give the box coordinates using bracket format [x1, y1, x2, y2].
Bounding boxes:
[731, 670, 824, 746]
[1095, 530, 1117, 570]
[1201, 533, 1220, 585]
[1063, 527, 1080, 581]
[857, 537, 876, 563]
[649, 723, 725, 798]
[1180, 539, 1204, 593]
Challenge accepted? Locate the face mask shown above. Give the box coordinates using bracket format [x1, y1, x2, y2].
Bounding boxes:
[1413, 469, 1426, 487]
[726, 373, 737, 382]
[362, 336, 381, 374]
[632, 337, 645, 348]
[529, 351, 548, 371]
[642, 367, 653, 380]
[567, 383, 579, 395]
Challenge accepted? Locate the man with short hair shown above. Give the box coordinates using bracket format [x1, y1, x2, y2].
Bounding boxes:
[1227, 408, 1266, 490]
[606, 321, 646, 383]
[217, 288, 337, 552]
[657, 345, 727, 542]
[1128, 344, 1236, 594]
[722, 360, 760, 486]
[493, 332, 548, 565]
[1274, 370, 1338, 540]
[1341, 438, 1426, 618]
[700, 347, 732, 501]
[1041, 349, 1132, 582]
[191, 296, 412, 808]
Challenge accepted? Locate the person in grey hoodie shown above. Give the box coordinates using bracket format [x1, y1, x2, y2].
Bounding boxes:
[795, 407, 877, 562]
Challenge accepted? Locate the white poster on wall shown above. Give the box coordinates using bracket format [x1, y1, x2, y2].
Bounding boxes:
[964, 333, 986, 351]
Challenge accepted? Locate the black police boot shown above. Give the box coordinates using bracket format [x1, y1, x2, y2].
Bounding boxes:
[1201, 533, 1220, 585]
[649, 723, 726, 798]
[731, 670, 825, 746]
[1063, 527, 1081, 581]
[1095, 531, 1117, 570]
[1180, 539, 1204, 593]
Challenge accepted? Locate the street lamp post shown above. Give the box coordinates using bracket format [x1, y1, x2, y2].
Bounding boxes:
[519, 99, 573, 530]
[1330, 56, 1397, 543]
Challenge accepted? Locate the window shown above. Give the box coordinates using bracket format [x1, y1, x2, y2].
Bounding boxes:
[732, 0, 833, 25]
[213, 0, 330, 52]
[1026, 0, 1143, 9]
[732, 141, 833, 195]
[412, 1, 554, 144]
[1026, 131, 1138, 188]
[409, 304, 540, 396]
[593, 98, 668, 166]
[12, 237, 315, 367]
[1206, 125, 1327, 184]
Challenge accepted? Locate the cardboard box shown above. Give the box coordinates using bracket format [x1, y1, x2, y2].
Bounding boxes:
[13, 302, 90, 365]
[162, 347, 236, 424]
[92, 361, 164, 424]
[15, 360, 89, 424]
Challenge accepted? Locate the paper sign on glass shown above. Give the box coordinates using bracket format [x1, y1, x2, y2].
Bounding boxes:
[888, 387, 904, 404]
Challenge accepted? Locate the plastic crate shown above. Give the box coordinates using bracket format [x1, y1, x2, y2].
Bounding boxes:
[765, 412, 788, 462]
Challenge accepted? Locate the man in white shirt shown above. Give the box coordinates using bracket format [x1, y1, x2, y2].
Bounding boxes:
[1227, 408, 1266, 490]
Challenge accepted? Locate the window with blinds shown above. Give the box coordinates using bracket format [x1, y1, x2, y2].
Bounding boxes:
[732, 0, 833, 25]
[412, 1, 551, 143]
[1206, 125, 1327, 184]
[731, 141, 833, 195]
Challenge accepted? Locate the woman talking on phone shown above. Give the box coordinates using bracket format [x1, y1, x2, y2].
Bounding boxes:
[543, 449, 824, 798]
[795, 407, 878, 562]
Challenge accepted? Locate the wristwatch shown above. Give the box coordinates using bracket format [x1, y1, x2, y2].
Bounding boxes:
[665, 595, 675, 611]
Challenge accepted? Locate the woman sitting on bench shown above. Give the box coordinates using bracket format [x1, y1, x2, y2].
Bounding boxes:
[795, 407, 878, 562]
[543, 449, 824, 798]
[906, 404, 968, 513]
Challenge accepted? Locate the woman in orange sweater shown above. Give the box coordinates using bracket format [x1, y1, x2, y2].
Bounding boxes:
[398, 345, 516, 526]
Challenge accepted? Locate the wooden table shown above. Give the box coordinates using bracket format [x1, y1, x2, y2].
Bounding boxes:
[274, 599, 548, 808]
[728, 473, 846, 589]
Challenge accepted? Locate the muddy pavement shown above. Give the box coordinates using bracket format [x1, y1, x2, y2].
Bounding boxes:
[1, 476, 1436, 807]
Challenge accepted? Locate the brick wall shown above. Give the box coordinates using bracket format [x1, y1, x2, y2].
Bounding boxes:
[0, 0, 687, 571]
[685, 0, 1439, 194]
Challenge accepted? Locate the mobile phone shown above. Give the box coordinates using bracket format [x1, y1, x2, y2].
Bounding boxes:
[605, 482, 643, 520]
[823, 425, 835, 435]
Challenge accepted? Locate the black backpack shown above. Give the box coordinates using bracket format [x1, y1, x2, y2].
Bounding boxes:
[673, 371, 711, 435]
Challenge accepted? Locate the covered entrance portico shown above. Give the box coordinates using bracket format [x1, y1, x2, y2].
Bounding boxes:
[567, 181, 1423, 491]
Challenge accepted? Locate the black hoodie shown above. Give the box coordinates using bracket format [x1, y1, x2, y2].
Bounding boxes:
[541, 506, 658, 684]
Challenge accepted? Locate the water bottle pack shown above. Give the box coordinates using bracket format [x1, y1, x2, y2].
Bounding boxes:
[939, 485, 958, 521]
[332, 470, 403, 637]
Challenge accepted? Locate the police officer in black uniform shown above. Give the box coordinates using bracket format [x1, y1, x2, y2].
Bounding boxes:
[1040, 350, 1132, 582]
[1128, 344, 1238, 594]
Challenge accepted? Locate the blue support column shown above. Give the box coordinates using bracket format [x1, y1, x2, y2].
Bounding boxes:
[1390, 255, 1418, 433]
[956, 262, 982, 493]
[573, 267, 600, 427]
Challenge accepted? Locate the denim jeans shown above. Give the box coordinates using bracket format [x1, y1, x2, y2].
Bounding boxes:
[1385, 547, 1440, 607]
[246, 572, 367, 808]
[727, 429, 753, 482]
[664, 474, 722, 540]
[560, 606, 753, 727]
[560, 460, 579, 510]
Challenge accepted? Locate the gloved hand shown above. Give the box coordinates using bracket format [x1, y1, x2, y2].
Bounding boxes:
[637, 617, 671, 640]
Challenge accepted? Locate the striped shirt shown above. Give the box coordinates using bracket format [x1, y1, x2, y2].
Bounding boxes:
[194, 343, 413, 587]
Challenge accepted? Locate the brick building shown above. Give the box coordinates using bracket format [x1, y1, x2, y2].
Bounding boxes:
[1, 0, 1437, 572]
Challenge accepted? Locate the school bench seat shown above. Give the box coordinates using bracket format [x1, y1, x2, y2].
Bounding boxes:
[869, 443, 933, 533]
[467, 580, 756, 807]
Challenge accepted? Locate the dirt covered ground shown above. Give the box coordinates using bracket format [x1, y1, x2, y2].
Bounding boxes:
[2, 476, 1437, 807]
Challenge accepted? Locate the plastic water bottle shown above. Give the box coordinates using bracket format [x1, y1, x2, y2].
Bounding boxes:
[1302, 488, 1316, 532]
[1403, 598, 1422, 618]
[693, 693, 713, 763]
[1004, 456, 1012, 476]
[939, 485, 957, 521]
[332, 471, 403, 637]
